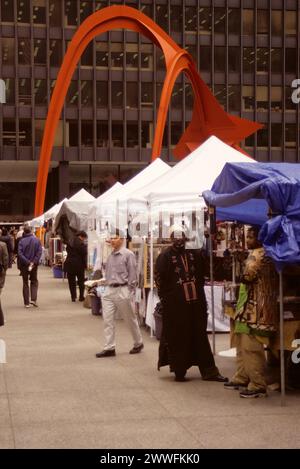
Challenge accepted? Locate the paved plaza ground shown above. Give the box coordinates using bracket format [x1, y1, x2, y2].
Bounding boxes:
[0, 265, 300, 449]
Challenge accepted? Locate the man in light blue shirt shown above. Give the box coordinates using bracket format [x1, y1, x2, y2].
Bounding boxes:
[96, 229, 143, 358]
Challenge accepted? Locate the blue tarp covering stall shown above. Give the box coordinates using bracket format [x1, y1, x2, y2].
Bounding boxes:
[203, 162, 300, 270]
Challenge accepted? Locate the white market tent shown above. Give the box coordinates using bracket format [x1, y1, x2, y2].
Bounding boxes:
[90, 158, 171, 228]
[148, 136, 256, 203]
[43, 197, 68, 222]
[54, 188, 95, 241]
[68, 188, 95, 202]
[88, 182, 124, 219]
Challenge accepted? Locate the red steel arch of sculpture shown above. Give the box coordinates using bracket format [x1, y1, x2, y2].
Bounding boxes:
[34, 5, 261, 216]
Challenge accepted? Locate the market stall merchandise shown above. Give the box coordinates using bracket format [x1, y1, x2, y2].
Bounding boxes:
[203, 161, 300, 404]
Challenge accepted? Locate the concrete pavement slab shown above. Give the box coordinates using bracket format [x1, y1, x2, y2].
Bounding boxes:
[179, 413, 300, 448]
[0, 265, 300, 448]
[0, 426, 15, 449]
[13, 418, 203, 449]
[9, 388, 171, 427]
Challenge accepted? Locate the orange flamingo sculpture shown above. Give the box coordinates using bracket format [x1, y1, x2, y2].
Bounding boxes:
[34, 5, 261, 216]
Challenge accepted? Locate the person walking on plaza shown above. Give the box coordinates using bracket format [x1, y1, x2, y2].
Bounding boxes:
[224, 226, 278, 398]
[18, 225, 42, 308]
[64, 231, 88, 302]
[155, 225, 228, 383]
[95, 229, 144, 358]
[0, 228, 13, 268]
[0, 240, 9, 326]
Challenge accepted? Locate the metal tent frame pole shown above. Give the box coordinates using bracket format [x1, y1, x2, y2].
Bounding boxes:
[279, 270, 286, 406]
[209, 206, 216, 355]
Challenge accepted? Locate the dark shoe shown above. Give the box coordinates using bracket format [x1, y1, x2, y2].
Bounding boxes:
[203, 374, 229, 383]
[79, 297, 85, 302]
[129, 343, 144, 354]
[224, 381, 247, 391]
[175, 371, 187, 382]
[175, 376, 188, 382]
[239, 389, 267, 398]
[71, 298, 76, 302]
[95, 349, 116, 358]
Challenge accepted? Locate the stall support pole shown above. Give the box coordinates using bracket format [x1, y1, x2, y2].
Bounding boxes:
[209, 219, 216, 355]
[149, 222, 154, 338]
[279, 270, 286, 406]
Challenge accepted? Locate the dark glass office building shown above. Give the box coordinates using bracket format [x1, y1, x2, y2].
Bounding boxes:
[0, 0, 299, 220]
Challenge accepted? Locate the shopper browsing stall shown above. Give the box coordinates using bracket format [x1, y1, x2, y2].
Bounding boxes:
[225, 226, 278, 398]
[64, 231, 88, 302]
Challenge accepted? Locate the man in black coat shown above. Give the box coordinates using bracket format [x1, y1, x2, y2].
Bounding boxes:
[64, 231, 88, 302]
[155, 225, 228, 383]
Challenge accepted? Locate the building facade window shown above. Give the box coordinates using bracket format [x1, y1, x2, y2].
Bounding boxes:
[33, 0, 46, 25]
[81, 121, 93, 147]
[170, 5, 182, 32]
[271, 87, 282, 112]
[96, 81, 108, 108]
[50, 40, 62, 67]
[271, 123, 282, 148]
[97, 121, 108, 148]
[228, 9, 240, 35]
[127, 123, 139, 148]
[67, 121, 78, 147]
[271, 10, 282, 36]
[257, 10, 269, 35]
[257, 86, 268, 111]
[49, 0, 61, 27]
[111, 82, 123, 108]
[17, 0, 30, 23]
[200, 46, 211, 72]
[256, 48, 269, 74]
[19, 78, 31, 106]
[156, 4, 168, 31]
[243, 47, 255, 74]
[4, 78, 15, 104]
[185, 6, 197, 32]
[257, 127, 269, 148]
[18, 39, 31, 65]
[285, 124, 297, 148]
[96, 42, 108, 68]
[126, 82, 138, 109]
[81, 80, 93, 107]
[2, 37, 15, 64]
[66, 81, 79, 107]
[141, 83, 153, 108]
[199, 7, 212, 34]
[19, 119, 32, 146]
[64, 0, 77, 26]
[229, 47, 240, 73]
[34, 39, 47, 65]
[3, 119, 16, 146]
[214, 8, 226, 34]
[112, 121, 124, 148]
[285, 11, 297, 35]
[242, 86, 254, 111]
[243, 10, 254, 35]
[1, 0, 14, 22]
[214, 47, 226, 73]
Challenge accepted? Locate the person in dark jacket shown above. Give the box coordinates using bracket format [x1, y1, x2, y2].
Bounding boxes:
[155, 225, 228, 383]
[0, 228, 13, 268]
[64, 231, 88, 302]
[18, 225, 42, 308]
[0, 241, 9, 326]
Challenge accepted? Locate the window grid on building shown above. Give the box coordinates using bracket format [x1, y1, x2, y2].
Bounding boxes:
[0, 0, 299, 165]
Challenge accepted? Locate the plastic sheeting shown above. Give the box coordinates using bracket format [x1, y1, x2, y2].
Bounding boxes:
[203, 162, 300, 270]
